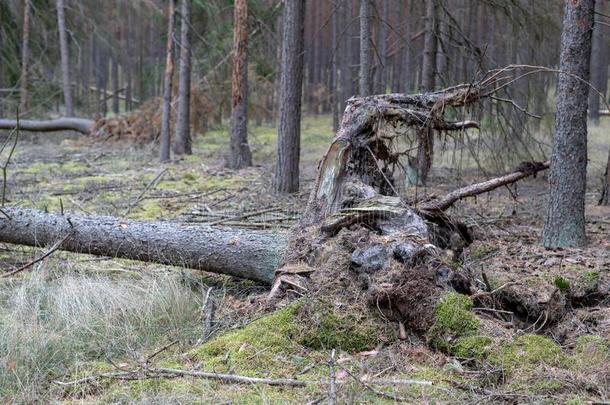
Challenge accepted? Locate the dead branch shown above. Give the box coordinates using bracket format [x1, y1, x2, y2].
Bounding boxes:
[2, 232, 72, 278]
[53, 367, 313, 387]
[417, 161, 550, 213]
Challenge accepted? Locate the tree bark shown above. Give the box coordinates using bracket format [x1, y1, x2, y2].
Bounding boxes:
[541, 0, 595, 248]
[228, 0, 253, 169]
[56, 0, 74, 116]
[600, 147, 610, 206]
[159, 0, 177, 162]
[172, 0, 193, 156]
[588, 0, 609, 124]
[274, 0, 305, 194]
[376, 0, 389, 94]
[0, 118, 94, 134]
[330, 1, 339, 132]
[111, 52, 120, 115]
[19, 0, 31, 115]
[0, 207, 285, 284]
[414, 0, 439, 186]
[359, 0, 372, 96]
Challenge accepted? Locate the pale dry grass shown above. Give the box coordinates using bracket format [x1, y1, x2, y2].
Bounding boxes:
[0, 266, 204, 403]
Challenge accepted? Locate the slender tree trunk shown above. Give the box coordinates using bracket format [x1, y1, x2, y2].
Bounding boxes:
[160, 0, 177, 162]
[541, 0, 595, 248]
[56, 0, 74, 116]
[600, 147, 610, 206]
[274, 0, 305, 194]
[173, 0, 193, 156]
[19, 0, 31, 114]
[111, 52, 120, 114]
[377, 0, 389, 94]
[359, 0, 372, 96]
[330, 0, 339, 132]
[414, 0, 438, 186]
[228, 0, 253, 169]
[588, 0, 609, 123]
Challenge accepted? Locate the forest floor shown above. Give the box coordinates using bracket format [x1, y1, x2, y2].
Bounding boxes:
[0, 115, 609, 404]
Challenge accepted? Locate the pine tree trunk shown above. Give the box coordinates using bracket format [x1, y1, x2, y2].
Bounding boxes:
[330, 0, 339, 132]
[173, 0, 193, 156]
[56, 0, 74, 116]
[160, 0, 177, 162]
[600, 147, 610, 206]
[19, 0, 31, 114]
[376, 0, 389, 94]
[588, 0, 609, 124]
[414, 0, 438, 186]
[541, 0, 595, 248]
[228, 0, 253, 169]
[274, 0, 305, 194]
[111, 53, 120, 115]
[359, 0, 372, 96]
[0, 207, 285, 284]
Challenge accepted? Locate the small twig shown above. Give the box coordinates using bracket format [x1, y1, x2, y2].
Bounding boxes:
[328, 349, 337, 405]
[208, 207, 280, 226]
[0, 207, 11, 219]
[2, 232, 72, 278]
[123, 168, 168, 217]
[146, 340, 179, 363]
[471, 282, 516, 300]
[199, 287, 214, 344]
[371, 379, 433, 386]
[336, 363, 411, 402]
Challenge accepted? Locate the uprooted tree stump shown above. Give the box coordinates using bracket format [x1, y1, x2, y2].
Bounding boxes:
[269, 84, 551, 347]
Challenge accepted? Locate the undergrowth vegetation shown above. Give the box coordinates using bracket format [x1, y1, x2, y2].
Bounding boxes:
[0, 266, 203, 402]
[0, 115, 609, 402]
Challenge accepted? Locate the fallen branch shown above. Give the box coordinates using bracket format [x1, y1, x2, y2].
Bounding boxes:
[0, 118, 94, 134]
[2, 232, 72, 278]
[123, 168, 168, 216]
[53, 367, 313, 387]
[418, 161, 550, 212]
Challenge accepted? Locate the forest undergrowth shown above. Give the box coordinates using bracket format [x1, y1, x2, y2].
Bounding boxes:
[0, 115, 609, 403]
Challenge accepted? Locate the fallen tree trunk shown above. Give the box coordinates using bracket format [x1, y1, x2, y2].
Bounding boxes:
[0, 207, 285, 283]
[0, 118, 94, 134]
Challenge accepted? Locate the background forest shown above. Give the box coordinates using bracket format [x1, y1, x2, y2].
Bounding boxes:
[0, 0, 609, 403]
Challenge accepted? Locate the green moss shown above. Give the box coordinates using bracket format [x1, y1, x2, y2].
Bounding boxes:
[490, 334, 564, 373]
[554, 276, 570, 291]
[190, 303, 305, 377]
[427, 293, 479, 352]
[582, 271, 600, 289]
[574, 334, 609, 353]
[470, 244, 497, 260]
[61, 161, 88, 174]
[20, 162, 59, 175]
[182, 172, 198, 182]
[453, 335, 493, 359]
[529, 378, 562, 394]
[298, 302, 378, 352]
[132, 201, 163, 220]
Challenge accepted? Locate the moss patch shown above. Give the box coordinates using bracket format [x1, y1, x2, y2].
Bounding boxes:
[453, 335, 493, 359]
[427, 293, 480, 353]
[490, 334, 564, 373]
[298, 300, 378, 353]
[189, 303, 308, 377]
